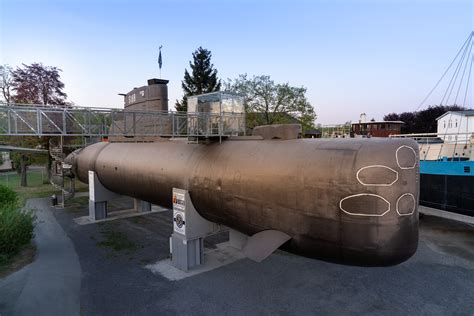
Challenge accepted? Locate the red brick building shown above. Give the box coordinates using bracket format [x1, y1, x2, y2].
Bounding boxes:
[351, 121, 404, 137]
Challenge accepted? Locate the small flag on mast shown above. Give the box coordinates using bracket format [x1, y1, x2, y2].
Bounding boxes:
[158, 45, 163, 77]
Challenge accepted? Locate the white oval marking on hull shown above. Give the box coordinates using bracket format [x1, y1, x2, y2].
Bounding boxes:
[396, 145, 417, 169]
[356, 165, 399, 186]
[339, 193, 391, 217]
[396, 193, 416, 216]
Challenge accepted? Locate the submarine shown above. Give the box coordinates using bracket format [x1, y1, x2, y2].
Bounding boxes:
[65, 135, 419, 267]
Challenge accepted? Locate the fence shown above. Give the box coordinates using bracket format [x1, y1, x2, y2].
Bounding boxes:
[390, 132, 474, 161]
[319, 124, 352, 138]
[0, 103, 246, 138]
[0, 167, 48, 188]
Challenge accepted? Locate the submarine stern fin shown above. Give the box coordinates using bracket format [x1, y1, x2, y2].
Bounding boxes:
[242, 230, 291, 262]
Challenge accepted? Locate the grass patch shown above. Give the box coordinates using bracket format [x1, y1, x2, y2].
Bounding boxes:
[71, 196, 90, 206]
[97, 229, 137, 252]
[0, 171, 46, 188]
[11, 179, 88, 207]
[74, 181, 89, 193]
[0, 167, 89, 206]
[15, 184, 58, 206]
[64, 196, 89, 213]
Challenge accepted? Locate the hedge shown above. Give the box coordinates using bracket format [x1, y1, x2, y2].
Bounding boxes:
[0, 185, 35, 264]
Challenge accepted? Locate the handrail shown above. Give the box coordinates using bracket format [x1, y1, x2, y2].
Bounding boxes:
[390, 132, 474, 137]
[0, 104, 246, 137]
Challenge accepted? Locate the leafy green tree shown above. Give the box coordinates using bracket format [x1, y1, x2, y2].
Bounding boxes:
[384, 105, 467, 134]
[8, 136, 49, 187]
[7, 63, 69, 186]
[175, 47, 221, 112]
[12, 63, 67, 105]
[226, 74, 316, 132]
[0, 65, 13, 103]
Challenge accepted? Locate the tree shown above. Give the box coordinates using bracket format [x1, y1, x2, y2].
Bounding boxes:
[398, 112, 417, 134]
[384, 105, 467, 134]
[12, 62, 67, 105]
[175, 47, 221, 112]
[8, 63, 69, 186]
[225, 74, 316, 131]
[414, 105, 465, 133]
[0, 65, 13, 103]
[383, 112, 399, 121]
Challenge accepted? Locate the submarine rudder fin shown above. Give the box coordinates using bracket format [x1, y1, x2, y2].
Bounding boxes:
[242, 230, 291, 262]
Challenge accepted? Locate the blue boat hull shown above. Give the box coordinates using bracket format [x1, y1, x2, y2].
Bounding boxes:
[420, 160, 474, 216]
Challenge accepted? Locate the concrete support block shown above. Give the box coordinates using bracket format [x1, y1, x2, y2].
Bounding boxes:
[88, 170, 120, 221]
[89, 200, 107, 220]
[134, 199, 152, 213]
[171, 234, 203, 272]
[170, 188, 220, 272]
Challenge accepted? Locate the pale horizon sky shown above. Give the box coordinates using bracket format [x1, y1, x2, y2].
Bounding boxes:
[1, 0, 473, 124]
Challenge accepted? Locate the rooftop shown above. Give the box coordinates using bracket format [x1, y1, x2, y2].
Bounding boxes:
[437, 110, 474, 120]
[352, 121, 404, 125]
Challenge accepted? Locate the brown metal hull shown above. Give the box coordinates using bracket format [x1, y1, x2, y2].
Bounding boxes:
[67, 138, 419, 266]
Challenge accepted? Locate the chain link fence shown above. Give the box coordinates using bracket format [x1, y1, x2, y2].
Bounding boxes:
[0, 167, 48, 188]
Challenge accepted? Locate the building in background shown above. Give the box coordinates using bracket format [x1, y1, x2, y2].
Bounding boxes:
[351, 120, 404, 137]
[436, 110, 474, 142]
[303, 129, 322, 138]
[0, 152, 12, 171]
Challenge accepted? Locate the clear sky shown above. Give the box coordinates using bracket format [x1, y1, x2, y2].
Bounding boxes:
[0, 0, 472, 124]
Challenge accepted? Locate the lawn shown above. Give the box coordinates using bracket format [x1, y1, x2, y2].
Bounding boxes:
[0, 170, 88, 205]
[0, 171, 47, 189]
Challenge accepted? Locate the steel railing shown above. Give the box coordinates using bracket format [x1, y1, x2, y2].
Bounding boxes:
[390, 132, 474, 161]
[0, 103, 246, 137]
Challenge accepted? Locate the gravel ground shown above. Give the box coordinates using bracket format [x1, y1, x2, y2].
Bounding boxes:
[2, 196, 474, 315]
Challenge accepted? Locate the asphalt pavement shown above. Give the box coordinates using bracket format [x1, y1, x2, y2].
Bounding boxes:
[1, 197, 473, 315]
[0, 198, 81, 316]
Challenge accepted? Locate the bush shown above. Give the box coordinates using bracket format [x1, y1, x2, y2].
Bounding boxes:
[0, 204, 35, 264]
[0, 184, 18, 205]
[0, 186, 35, 265]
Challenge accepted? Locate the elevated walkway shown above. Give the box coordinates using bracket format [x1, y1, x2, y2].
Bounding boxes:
[0, 104, 245, 138]
[0, 145, 48, 154]
[0, 103, 246, 205]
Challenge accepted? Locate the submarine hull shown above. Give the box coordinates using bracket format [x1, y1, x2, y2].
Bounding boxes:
[67, 138, 419, 266]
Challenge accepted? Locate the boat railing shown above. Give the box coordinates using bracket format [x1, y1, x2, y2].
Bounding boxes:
[390, 132, 473, 161]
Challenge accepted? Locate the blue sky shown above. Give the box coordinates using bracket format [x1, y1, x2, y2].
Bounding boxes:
[1, 0, 472, 124]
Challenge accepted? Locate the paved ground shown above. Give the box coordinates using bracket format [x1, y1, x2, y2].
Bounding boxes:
[1, 197, 474, 315]
[0, 198, 81, 316]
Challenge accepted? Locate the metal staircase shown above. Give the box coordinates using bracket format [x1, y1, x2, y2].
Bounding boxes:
[49, 137, 75, 206]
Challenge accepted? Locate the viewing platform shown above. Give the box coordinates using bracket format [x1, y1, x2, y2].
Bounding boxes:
[0, 102, 246, 139]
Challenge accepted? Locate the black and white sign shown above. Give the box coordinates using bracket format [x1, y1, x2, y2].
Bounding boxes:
[173, 210, 186, 235]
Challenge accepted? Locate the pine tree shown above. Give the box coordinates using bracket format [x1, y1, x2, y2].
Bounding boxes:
[175, 47, 221, 112]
